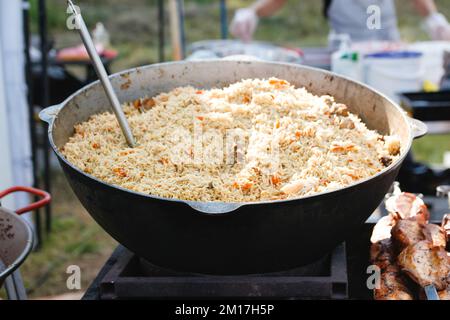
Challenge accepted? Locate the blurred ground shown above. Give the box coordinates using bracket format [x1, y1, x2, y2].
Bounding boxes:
[1, 0, 447, 299]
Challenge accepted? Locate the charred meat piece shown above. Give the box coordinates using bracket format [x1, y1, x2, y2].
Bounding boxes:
[422, 224, 447, 248]
[371, 215, 396, 244]
[391, 219, 425, 252]
[442, 214, 450, 244]
[379, 156, 392, 167]
[374, 265, 414, 300]
[385, 192, 429, 223]
[370, 238, 396, 270]
[339, 118, 355, 129]
[438, 286, 450, 300]
[397, 240, 450, 290]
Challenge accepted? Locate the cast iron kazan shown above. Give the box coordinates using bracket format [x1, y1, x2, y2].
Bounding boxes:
[40, 60, 427, 275]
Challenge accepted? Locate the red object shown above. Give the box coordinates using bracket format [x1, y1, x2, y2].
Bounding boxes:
[57, 44, 118, 62]
[0, 186, 51, 215]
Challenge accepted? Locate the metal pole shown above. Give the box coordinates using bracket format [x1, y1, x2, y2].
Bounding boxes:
[168, 0, 182, 60]
[177, 0, 186, 59]
[38, 0, 51, 236]
[22, 0, 42, 245]
[220, 0, 228, 39]
[157, 0, 165, 62]
[68, 0, 136, 147]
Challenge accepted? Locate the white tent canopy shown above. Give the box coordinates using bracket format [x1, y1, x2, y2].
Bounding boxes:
[0, 0, 33, 223]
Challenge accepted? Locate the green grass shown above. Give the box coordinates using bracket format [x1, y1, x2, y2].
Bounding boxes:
[413, 134, 450, 165]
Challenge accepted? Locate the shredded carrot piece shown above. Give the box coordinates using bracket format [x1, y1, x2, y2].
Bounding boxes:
[158, 158, 169, 165]
[271, 175, 281, 186]
[241, 182, 253, 191]
[269, 79, 289, 89]
[113, 168, 127, 177]
[330, 145, 344, 152]
[133, 99, 142, 109]
[330, 143, 356, 153]
[345, 173, 359, 180]
[143, 98, 155, 108]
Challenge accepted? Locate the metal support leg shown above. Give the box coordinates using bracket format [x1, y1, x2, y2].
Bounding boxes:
[5, 270, 27, 300]
[38, 0, 51, 237]
[22, 0, 42, 247]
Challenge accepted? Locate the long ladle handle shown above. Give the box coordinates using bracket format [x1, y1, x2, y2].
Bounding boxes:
[68, 0, 136, 147]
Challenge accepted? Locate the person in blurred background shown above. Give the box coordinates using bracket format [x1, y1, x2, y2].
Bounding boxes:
[230, 0, 450, 43]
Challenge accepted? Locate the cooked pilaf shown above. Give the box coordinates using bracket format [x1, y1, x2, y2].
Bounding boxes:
[61, 78, 401, 202]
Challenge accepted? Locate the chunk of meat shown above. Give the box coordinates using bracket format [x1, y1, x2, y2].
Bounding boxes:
[385, 136, 401, 155]
[370, 238, 396, 270]
[442, 214, 450, 244]
[371, 215, 396, 244]
[391, 219, 425, 251]
[385, 192, 429, 223]
[280, 180, 304, 194]
[280, 177, 318, 195]
[339, 118, 355, 129]
[422, 224, 447, 248]
[397, 240, 450, 290]
[379, 156, 392, 167]
[438, 286, 450, 300]
[374, 265, 414, 300]
[329, 103, 349, 116]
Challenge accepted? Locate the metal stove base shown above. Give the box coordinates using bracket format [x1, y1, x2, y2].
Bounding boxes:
[83, 243, 348, 300]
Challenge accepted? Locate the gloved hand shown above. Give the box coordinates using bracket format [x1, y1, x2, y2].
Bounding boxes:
[424, 12, 450, 41]
[230, 8, 259, 42]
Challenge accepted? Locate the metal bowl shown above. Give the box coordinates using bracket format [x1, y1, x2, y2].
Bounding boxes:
[40, 60, 426, 274]
[0, 207, 33, 288]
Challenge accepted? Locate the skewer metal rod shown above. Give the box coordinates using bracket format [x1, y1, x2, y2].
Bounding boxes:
[68, 0, 136, 147]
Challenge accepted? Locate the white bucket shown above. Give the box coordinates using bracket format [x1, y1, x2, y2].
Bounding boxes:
[363, 51, 424, 102]
[409, 41, 450, 85]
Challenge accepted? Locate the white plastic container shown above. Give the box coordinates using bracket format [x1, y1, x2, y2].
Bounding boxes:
[331, 50, 362, 81]
[409, 41, 450, 86]
[363, 51, 424, 103]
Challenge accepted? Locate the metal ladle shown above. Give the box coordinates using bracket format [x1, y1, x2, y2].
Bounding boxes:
[67, 0, 136, 147]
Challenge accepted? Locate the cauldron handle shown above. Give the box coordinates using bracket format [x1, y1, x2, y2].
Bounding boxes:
[408, 117, 427, 140]
[0, 186, 51, 215]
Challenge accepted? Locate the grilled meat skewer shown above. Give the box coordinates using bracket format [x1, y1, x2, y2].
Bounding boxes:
[438, 286, 450, 300]
[370, 238, 396, 270]
[385, 191, 429, 223]
[397, 240, 450, 291]
[442, 214, 450, 247]
[391, 219, 425, 252]
[391, 219, 447, 251]
[423, 224, 447, 248]
[370, 238, 415, 300]
[370, 215, 396, 244]
[373, 265, 414, 300]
